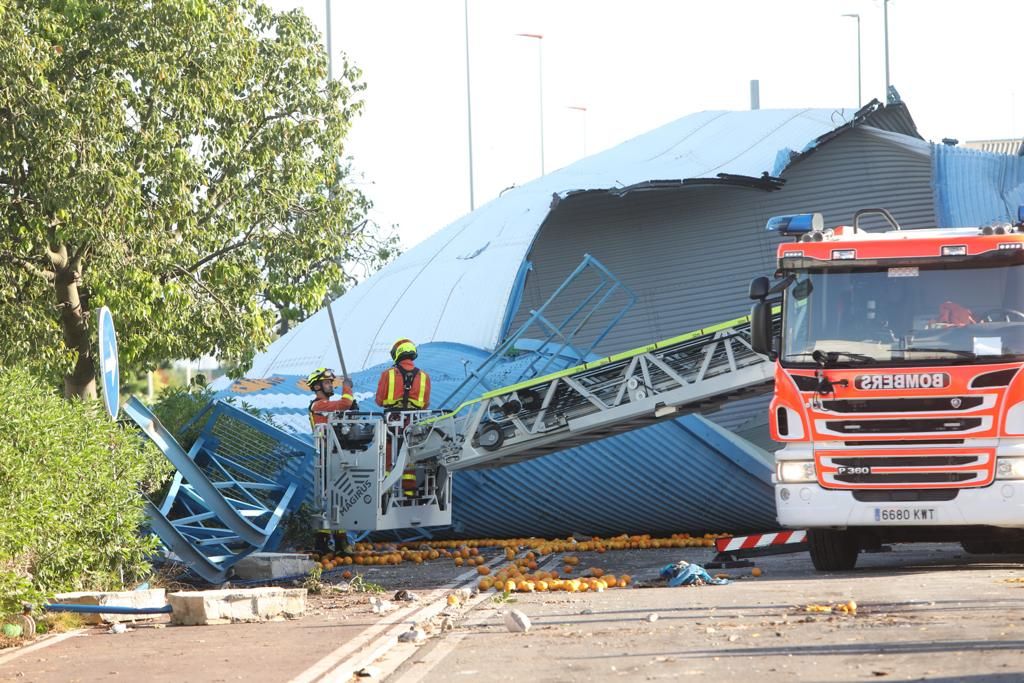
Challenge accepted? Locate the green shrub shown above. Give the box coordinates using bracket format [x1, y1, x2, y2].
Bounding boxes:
[149, 379, 215, 452]
[0, 367, 172, 615]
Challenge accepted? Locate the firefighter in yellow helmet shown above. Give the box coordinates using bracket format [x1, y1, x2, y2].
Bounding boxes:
[307, 368, 355, 429]
[376, 339, 431, 497]
[307, 367, 355, 555]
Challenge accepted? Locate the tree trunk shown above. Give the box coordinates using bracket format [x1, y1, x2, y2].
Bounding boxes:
[52, 250, 96, 400]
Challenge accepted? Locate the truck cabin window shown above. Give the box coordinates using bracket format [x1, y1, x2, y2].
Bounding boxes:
[781, 258, 1024, 366]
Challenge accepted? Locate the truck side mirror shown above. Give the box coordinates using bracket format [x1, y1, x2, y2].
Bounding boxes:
[749, 276, 770, 300]
[750, 301, 776, 360]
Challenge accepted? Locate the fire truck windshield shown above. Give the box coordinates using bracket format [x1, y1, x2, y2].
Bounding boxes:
[781, 259, 1024, 367]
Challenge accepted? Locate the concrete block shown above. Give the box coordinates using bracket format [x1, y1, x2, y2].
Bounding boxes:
[167, 587, 306, 626]
[231, 553, 316, 581]
[53, 589, 167, 625]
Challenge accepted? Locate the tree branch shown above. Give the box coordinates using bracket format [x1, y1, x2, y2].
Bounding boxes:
[171, 265, 245, 324]
[70, 242, 91, 274]
[186, 225, 257, 275]
[0, 252, 55, 282]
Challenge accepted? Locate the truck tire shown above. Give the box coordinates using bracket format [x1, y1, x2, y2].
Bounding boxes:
[808, 529, 859, 571]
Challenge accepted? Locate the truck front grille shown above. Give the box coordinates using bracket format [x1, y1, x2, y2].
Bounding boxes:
[820, 397, 984, 413]
[820, 417, 986, 436]
[816, 449, 994, 489]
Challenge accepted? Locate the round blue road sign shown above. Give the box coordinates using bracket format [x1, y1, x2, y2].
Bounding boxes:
[97, 306, 119, 420]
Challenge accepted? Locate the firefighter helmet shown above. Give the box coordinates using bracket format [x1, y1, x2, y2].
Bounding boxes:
[306, 367, 336, 391]
[390, 339, 418, 362]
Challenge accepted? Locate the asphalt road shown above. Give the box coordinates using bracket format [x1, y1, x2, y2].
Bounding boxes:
[392, 543, 1024, 683]
[1, 543, 1023, 682]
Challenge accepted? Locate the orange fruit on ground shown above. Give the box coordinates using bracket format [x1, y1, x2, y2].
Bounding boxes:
[342, 570, 353, 579]
[590, 568, 604, 578]
[454, 557, 464, 567]
[619, 574, 631, 586]
[479, 578, 492, 590]
[604, 575, 618, 587]
[751, 567, 763, 577]
[477, 565, 491, 575]
[505, 580, 517, 592]
[563, 565, 573, 574]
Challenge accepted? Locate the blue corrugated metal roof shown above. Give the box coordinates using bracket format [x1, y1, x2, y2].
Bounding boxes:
[933, 143, 1024, 227]
[214, 341, 776, 537]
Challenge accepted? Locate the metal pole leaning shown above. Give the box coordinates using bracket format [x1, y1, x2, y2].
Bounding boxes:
[325, 296, 349, 383]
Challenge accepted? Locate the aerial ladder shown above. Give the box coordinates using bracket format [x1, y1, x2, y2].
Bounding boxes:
[313, 311, 778, 534]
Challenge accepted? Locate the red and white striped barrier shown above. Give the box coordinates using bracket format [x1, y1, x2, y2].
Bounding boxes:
[715, 530, 807, 554]
[705, 530, 809, 568]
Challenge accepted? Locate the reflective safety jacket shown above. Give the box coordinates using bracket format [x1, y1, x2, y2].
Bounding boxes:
[308, 387, 355, 429]
[376, 362, 431, 410]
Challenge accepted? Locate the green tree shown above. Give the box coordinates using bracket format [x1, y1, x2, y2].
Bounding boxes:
[0, 0, 382, 398]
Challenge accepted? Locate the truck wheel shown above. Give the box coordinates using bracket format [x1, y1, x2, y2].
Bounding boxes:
[808, 529, 859, 571]
[961, 539, 1003, 554]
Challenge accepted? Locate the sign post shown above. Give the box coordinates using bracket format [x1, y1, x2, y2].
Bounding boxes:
[97, 306, 120, 420]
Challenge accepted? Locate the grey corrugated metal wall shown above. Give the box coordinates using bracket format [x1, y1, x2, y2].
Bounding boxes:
[511, 125, 936, 355]
[509, 125, 936, 441]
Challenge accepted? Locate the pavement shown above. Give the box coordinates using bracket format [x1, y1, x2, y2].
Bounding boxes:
[2, 543, 1023, 682]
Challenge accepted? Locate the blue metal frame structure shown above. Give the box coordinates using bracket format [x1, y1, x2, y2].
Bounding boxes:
[442, 254, 636, 408]
[125, 397, 316, 583]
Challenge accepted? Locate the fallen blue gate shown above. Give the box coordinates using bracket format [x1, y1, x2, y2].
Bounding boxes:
[126, 397, 316, 583]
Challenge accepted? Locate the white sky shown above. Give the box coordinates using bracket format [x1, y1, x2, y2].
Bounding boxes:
[268, 0, 1022, 249]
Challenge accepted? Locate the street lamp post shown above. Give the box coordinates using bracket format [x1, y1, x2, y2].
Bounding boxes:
[465, 0, 475, 210]
[883, 0, 891, 100]
[568, 106, 587, 156]
[516, 33, 544, 176]
[325, 0, 333, 79]
[841, 13, 861, 108]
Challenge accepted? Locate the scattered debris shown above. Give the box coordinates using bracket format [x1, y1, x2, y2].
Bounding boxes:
[504, 609, 531, 633]
[646, 613, 659, 623]
[398, 627, 427, 644]
[804, 600, 858, 615]
[108, 623, 129, 634]
[393, 589, 419, 602]
[356, 665, 381, 677]
[659, 561, 729, 586]
[369, 596, 394, 615]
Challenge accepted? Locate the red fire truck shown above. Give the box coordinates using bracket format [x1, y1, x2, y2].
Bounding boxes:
[749, 208, 1024, 570]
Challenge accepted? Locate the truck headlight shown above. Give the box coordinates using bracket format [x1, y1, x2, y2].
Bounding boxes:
[776, 460, 816, 483]
[996, 457, 1024, 480]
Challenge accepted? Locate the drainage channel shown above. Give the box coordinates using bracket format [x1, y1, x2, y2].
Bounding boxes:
[370, 554, 559, 682]
[289, 553, 516, 682]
